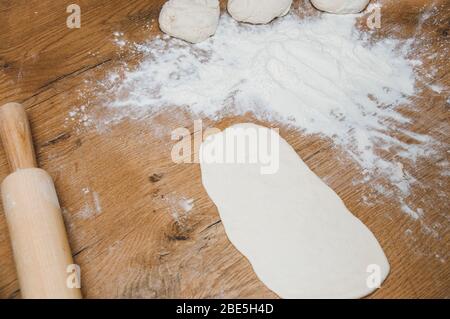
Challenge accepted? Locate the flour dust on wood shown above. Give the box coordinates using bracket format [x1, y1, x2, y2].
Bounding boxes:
[72, 9, 449, 256]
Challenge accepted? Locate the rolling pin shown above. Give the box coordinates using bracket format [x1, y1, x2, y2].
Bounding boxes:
[0, 102, 81, 299]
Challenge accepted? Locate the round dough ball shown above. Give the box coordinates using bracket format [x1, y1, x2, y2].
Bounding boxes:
[228, 0, 293, 24]
[159, 0, 220, 43]
[310, 0, 370, 14]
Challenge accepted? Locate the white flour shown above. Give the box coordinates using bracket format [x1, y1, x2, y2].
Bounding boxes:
[102, 14, 434, 194]
[77, 11, 447, 241]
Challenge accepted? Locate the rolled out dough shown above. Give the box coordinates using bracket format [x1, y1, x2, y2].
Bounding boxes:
[200, 123, 389, 298]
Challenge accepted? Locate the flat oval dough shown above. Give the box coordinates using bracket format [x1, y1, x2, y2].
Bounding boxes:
[200, 123, 389, 298]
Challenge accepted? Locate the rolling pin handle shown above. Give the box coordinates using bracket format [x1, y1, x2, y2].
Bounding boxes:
[0, 102, 38, 172]
[0, 102, 81, 298]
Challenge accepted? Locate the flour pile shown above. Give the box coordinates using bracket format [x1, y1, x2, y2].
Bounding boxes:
[97, 13, 439, 217]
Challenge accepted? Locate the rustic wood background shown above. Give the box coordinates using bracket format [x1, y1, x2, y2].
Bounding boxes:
[0, 0, 448, 298]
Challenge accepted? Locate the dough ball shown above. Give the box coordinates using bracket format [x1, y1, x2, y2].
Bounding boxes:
[310, 0, 370, 14]
[228, 0, 293, 24]
[159, 0, 220, 43]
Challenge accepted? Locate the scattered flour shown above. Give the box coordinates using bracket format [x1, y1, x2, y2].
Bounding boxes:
[179, 198, 195, 213]
[165, 195, 195, 222]
[401, 204, 424, 220]
[92, 191, 103, 215]
[113, 31, 126, 47]
[74, 9, 448, 242]
[77, 203, 95, 220]
[99, 14, 438, 199]
[429, 84, 443, 94]
[76, 187, 103, 219]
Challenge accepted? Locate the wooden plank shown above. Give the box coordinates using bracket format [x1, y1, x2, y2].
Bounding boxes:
[0, 0, 448, 298]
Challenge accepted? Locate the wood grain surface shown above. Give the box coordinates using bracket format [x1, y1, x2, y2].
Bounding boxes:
[0, 0, 448, 298]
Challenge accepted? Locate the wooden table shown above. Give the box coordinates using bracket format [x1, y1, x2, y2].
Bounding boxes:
[0, 0, 448, 298]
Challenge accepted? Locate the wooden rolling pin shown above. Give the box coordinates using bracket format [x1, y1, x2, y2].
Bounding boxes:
[0, 102, 81, 299]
